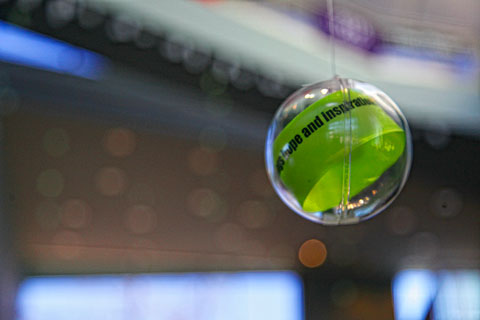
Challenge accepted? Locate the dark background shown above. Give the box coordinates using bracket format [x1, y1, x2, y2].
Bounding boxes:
[0, 0, 479, 319]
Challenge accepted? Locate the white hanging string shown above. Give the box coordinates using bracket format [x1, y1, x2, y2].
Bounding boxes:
[326, 0, 353, 221]
[327, 0, 337, 78]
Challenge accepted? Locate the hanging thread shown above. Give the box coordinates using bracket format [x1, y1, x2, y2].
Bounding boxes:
[326, 0, 336, 78]
[327, 0, 353, 221]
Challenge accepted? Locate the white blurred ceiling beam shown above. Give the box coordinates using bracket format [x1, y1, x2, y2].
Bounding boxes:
[84, 0, 480, 135]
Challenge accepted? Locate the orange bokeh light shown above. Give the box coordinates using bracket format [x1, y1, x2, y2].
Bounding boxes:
[298, 239, 327, 268]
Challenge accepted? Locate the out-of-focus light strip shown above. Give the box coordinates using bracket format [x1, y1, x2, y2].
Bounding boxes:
[392, 269, 437, 320]
[393, 269, 480, 320]
[0, 21, 107, 79]
[434, 270, 480, 320]
[17, 271, 304, 320]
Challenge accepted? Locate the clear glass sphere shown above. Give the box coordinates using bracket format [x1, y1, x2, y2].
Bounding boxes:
[265, 78, 412, 225]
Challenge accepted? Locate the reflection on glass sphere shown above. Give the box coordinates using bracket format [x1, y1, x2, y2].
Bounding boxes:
[265, 78, 412, 225]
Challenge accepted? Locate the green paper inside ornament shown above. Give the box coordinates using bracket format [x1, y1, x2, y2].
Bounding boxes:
[265, 78, 412, 225]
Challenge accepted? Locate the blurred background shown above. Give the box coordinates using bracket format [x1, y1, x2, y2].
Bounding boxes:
[0, 0, 479, 319]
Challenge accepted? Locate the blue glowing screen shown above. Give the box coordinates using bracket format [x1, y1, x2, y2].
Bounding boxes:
[393, 269, 480, 320]
[17, 271, 304, 320]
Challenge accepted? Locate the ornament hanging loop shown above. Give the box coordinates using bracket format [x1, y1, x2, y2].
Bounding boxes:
[327, 0, 337, 78]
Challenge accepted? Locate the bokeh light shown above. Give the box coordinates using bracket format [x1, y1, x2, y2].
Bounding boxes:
[126, 183, 156, 206]
[45, 0, 76, 28]
[409, 232, 440, 262]
[106, 15, 140, 43]
[298, 239, 327, 268]
[230, 69, 255, 91]
[60, 199, 91, 229]
[94, 167, 128, 196]
[236, 200, 275, 229]
[36, 169, 64, 197]
[430, 188, 463, 218]
[183, 47, 210, 74]
[77, 4, 104, 30]
[210, 60, 232, 84]
[186, 188, 226, 222]
[134, 30, 156, 49]
[424, 123, 451, 149]
[160, 38, 184, 63]
[124, 205, 157, 234]
[103, 127, 136, 158]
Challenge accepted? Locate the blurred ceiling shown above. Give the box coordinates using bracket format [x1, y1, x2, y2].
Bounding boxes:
[1, 0, 479, 135]
[79, 0, 480, 133]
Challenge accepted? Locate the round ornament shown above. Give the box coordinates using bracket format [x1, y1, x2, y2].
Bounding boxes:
[265, 78, 412, 225]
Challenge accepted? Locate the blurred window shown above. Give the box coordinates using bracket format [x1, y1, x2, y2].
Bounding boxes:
[393, 269, 480, 320]
[17, 271, 304, 320]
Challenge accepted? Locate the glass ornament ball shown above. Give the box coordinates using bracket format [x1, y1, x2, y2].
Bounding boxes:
[265, 78, 412, 225]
